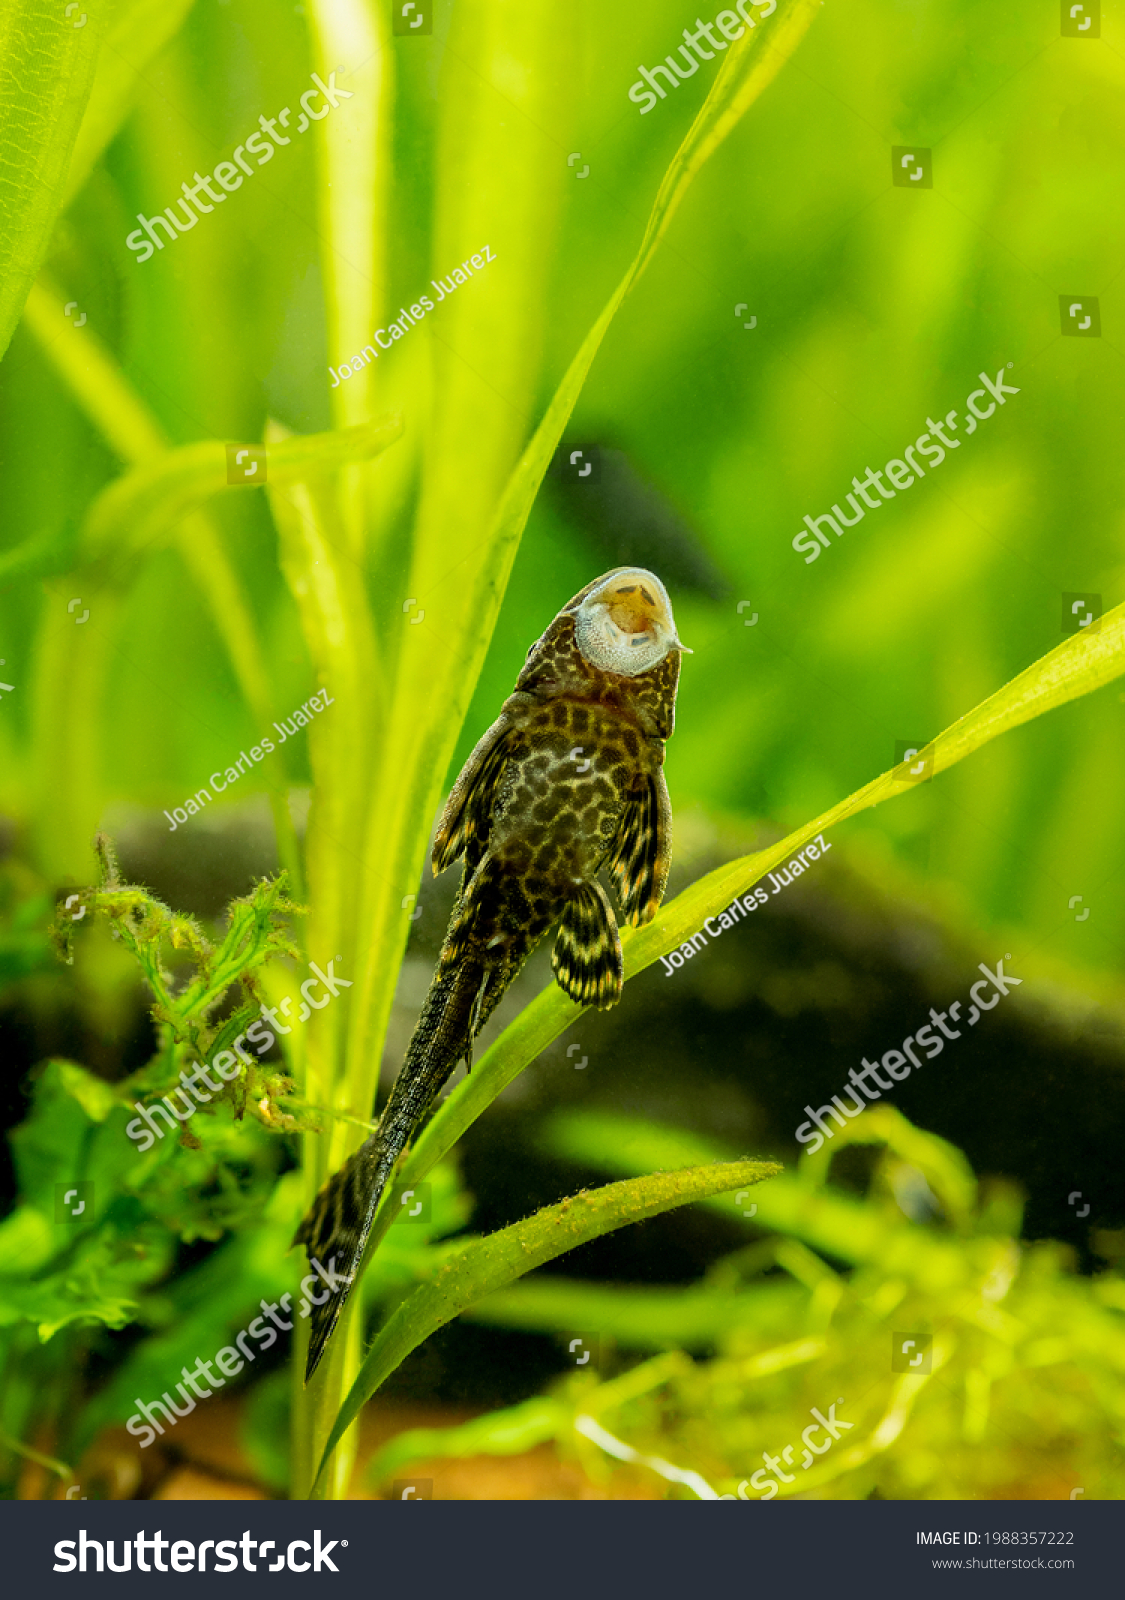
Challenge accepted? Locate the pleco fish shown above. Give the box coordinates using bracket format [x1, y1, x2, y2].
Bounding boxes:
[293, 568, 690, 1380]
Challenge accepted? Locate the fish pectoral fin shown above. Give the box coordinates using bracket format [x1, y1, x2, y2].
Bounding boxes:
[608, 768, 672, 927]
[552, 881, 623, 1010]
[432, 715, 514, 874]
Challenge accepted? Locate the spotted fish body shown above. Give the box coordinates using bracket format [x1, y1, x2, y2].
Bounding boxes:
[294, 568, 687, 1379]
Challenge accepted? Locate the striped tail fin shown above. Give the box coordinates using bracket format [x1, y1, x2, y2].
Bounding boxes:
[292, 954, 482, 1382]
[293, 1129, 398, 1382]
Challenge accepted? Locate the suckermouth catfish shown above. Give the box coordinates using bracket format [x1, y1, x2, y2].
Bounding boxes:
[294, 567, 689, 1380]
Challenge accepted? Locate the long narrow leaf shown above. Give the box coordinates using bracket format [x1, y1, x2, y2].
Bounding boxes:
[344, 0, 582, 1105]
[79, 415, 403, 576]
[466, 0, 825, 661]
[266, 435, 383, 1128]
[344, 0, 824, 1184]
[293, 0, 396, 1501]
[22, 281, 311, 887]
[307, 0, 389, 444]
[0, 1, 101, 362]
[23, 279, 166, 460]
[313, 1156, 779, 1490]
[390, 601, 1125, 1201]
[62, 0, 198, 207]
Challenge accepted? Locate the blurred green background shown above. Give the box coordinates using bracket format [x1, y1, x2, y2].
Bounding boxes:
[4, 0, 1123, 958]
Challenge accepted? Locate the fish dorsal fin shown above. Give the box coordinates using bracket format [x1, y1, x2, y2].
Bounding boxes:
[552, 880, 623, 1010]
[608, 769, 672, 927]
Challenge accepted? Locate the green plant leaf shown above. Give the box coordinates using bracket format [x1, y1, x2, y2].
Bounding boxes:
[466, 1276, 798, 1353]
[55, 1061, 119, 1124]
[0, 1208, 55, 1278]
[23, 280, 304, 890]
[23, 277, 171, 462]
[541, 1105, 980, 1238]
[343, 0, 583, 1158]
[0, 1225, 164, 1341]
[313, 1157, 779, 1490]
[302, 0, 586, 1500]
[534, 1108, 1007, 1284]
[461, 1108, 1017, 1355]
[316, 19, 827, 1479]
[63, 0, 198, 208]
[390, 600, 1125, 1205]
[463, 0, 825, 673]
[29, 409, 399, 881]
[306, 0, 389, 463]
[345, 0, 824, 1112]
[71, 1224, 293, 1453]
[79, 414, 403, 579]
[0, 524, 75, 586]
[0, 1, 102, 363]
[265, 427, 383, 1133]
[366, 1395, 563, 1488]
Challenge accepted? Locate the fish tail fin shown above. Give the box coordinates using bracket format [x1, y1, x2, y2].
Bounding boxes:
[292, 952, 486, 1382]
[293, 1131, 393, 1382]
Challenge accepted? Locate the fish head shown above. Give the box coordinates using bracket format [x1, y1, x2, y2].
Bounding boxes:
[571, 567, 690, 677]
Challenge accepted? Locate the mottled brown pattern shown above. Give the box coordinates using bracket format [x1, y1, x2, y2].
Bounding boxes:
[295, 572, 682, 1380]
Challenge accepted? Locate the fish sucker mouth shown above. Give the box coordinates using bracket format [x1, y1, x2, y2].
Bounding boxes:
[607, 581, 662, 638]
[573, 567, 689, 674]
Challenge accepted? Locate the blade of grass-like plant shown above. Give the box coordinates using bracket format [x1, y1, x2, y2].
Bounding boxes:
[62, 0, 198, 207]
[23, 280, 301, 889]
[344, 0, 580, 1123]
[382, 601, 1125, 1208]
[0, 527, 71, 584]
[267, 428, 418, 1497]
[266, 439, 383, 1129]
[345, 0, 824, 1212]
[542, 1104, 979, 1234]
[31, 415, 399, 881]
[620, 600, 1125, 975]
[312, 1157, 779, 1492]
[466, 1280, 803, 1352]
[306, 0, 391, 562]
[23, 280, 167, 459]
[266, 435, 395, 1502]
[25, 284, 300, 711]
[302, 0, 584, 1498]
[31, 593, 125, 885]
[294, 0, 394, 1500]
[79, 415, 403, 572]
[0, 2, 101, 364]
[465, 1109, 1001, 1350]
[467, 0, 826, 634]
[536, 1110, 981, 1272]
[448, 0, 825, 660]
[365, 1397, 564, 1490]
